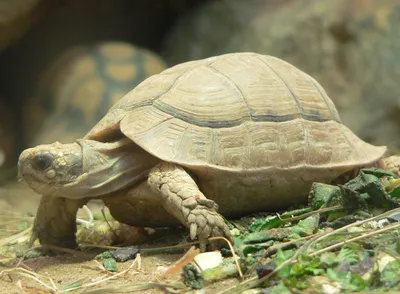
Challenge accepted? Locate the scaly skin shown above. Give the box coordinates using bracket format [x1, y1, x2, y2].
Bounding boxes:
[147, 163, 233, 251]
[30, 195, 88, 251]
[382, 156, 400, 177]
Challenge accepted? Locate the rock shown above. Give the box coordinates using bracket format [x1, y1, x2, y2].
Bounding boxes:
[0, 99, 15, 174]
[0, 0, 48, 52]
[163, 0, 295, 65]
[163, 0, 400, 151]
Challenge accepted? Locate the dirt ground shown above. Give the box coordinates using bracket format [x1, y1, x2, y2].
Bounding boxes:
[0, 181, 239, 293]
[0, 252, 238, 293]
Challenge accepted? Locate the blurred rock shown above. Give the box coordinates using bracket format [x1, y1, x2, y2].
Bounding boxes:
[24, 42, 167, 145]
[0, 0, 48, 52]
[0, 99, 15, 172]
[163, 0, 400, 151]
[163, 0, 295, 65]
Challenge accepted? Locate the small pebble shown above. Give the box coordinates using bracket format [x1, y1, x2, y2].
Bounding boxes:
[256, 263, 275, 279]
[111, 246, 140, 262]
[387, 213, 400, 222]
[103, 258, 118, 272]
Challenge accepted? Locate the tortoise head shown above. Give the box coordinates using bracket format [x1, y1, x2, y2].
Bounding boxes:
[18, 141, 84, 197]
[18, 138, 159, 198]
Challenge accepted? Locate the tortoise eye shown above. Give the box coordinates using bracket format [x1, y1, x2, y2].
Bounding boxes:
[32, 153, 54, 171]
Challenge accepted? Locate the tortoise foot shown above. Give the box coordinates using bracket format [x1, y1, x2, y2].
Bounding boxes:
[187, 204, 232, 252]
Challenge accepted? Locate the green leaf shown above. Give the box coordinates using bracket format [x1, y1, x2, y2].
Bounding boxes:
[182, 264, 204, 289]
[362, 168, 398, 179]
[241, 242, 272, 257]
[389, 186, 400, 199]
[381, 260, 400, 288]
[64, 282, 82, 291]
[16, 221, 29, 231]
[350, 274, 366, 291]
[397, 238, 400, 254]
[248, 208, 312, 232]
[248, 216, 282, 232]
[326, 268, 338, 280]
[269, 283, 292, 294]
[283, 276, 298, 288]
[342, 170, 396, 210]
[103, 258, 118, 272]
[337, 248, 359, 264]
[292, 215, 318, 236]
[309, 182, 343, 210]
[290, 263, 304, 276]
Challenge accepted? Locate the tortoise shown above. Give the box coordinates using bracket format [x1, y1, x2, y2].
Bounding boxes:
[18, 52, 399, 251]
[24, 41, 166, 146]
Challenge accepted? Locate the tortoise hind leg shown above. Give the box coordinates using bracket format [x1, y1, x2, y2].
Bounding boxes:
[382, 156, 400, 177]
[30, 195, 88, 251]
[147, 162, 232, 252]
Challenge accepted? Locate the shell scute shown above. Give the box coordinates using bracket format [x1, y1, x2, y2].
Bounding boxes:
[153, 65, 250, 127]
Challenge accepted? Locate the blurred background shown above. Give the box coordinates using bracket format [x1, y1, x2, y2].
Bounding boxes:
[0, 0, 400, 211]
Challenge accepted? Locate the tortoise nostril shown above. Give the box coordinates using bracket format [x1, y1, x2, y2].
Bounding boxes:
[32, 153, 54, 171]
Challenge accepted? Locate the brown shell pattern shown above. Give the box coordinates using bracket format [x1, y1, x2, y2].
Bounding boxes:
[87, 53, 386, 171]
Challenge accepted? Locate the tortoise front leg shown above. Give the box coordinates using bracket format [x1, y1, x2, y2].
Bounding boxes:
[148, 162, 232, 251]
[30, 195, 88, 250]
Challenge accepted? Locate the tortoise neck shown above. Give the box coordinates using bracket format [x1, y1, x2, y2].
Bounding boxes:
[65, 138, 159, 197]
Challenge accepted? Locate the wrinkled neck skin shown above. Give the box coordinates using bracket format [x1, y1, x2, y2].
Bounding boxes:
[62, 138, 159, 198]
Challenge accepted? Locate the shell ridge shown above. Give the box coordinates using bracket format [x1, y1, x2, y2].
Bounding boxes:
[339, 126, 372, 163]
[122, 65, 195, 113]
[255, 55, 304, 116]
[255, 56, 309, 165]
[341, 129, 356, 156]
[174, 122, 190, 162]
[152, 69, 190, 104]
[302, 121, 309, 167]
[210, 127, 217, 164]
[152, 102, 244, 128]
[120, 109, 174, 146]
[243, 122, 253, 168]
[207, 60, 252, 123]
[308, 77, 341, 123]
[150, 65, 201, 113]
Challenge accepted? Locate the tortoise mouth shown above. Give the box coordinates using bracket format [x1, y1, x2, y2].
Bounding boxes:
[19, 173, 50, 195]
[20, 171, 83, 197]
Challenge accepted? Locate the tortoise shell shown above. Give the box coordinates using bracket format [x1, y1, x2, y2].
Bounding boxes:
[25, 42, 166, 145]
[87, 52, 386, 172]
